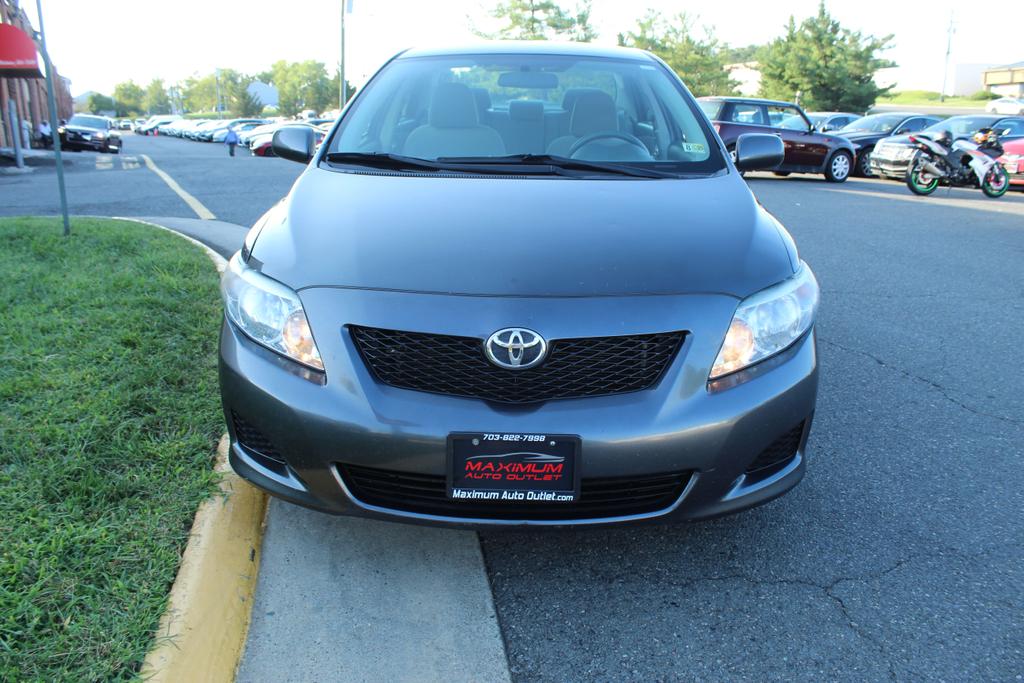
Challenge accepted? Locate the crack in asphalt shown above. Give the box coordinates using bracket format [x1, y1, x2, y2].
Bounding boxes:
[818, 338, 1022, 427]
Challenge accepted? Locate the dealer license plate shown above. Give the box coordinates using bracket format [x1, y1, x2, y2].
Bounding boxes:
[447, 433, 580, 503]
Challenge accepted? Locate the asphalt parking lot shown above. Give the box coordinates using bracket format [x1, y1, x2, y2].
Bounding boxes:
[3, 134, 1021, 681]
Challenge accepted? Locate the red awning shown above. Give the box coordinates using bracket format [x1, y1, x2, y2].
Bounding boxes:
[0, 24, 42, 78]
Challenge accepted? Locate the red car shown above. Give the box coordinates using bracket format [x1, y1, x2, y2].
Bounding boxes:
[997, 138, 1024, 188]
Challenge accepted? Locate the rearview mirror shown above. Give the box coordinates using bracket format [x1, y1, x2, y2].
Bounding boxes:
[734, 133, 784, 171]
[272, 125, 316, 164]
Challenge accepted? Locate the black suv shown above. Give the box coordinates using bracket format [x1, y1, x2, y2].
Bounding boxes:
[699, 97, 857, 182]
[58, 114, 121, 154]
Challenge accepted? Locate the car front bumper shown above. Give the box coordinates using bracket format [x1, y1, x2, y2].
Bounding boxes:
[219, 288, 819, 529]
[869, 153, 913, 179]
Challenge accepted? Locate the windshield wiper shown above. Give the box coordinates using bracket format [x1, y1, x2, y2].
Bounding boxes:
[322, 152, 457, 172]
[439, 154, 677, 179]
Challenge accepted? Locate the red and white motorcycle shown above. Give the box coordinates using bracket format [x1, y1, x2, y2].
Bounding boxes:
[905, 128, 1010, 198]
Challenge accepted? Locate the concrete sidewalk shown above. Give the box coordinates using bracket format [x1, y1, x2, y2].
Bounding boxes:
[0, 147, 74, 166]
[236, 502, 511, 683]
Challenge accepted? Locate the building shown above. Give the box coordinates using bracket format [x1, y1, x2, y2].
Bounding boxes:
[0, 0, 72, 149]
[984, 62, 1024, 97]
[725, 62, 761, 97]
[247, 81, 278, 109]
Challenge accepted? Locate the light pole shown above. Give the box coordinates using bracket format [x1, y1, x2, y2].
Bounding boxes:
[34, 0, 70, 236]
[939, 13, 955, 103]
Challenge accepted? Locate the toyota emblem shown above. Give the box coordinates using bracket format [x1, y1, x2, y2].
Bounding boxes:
[484, 328, 547, 370]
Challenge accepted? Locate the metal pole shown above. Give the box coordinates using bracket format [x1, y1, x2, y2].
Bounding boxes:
[339, 1, 346, 110]
[35, 0, 70, 236]
[939, 13, 954, 103]
[8, 101, 24, 168]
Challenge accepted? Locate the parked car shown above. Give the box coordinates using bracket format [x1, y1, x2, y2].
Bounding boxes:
[699, 96, 857, 181]
[870, 115, 1024, 179]
[186, 120, 221, 140]
[158, 119, 187, 136]
[58, 114, 121, 153]
[249, 133, 275, 156]
[241, 122, 281, 147]
[117, 119, 133, 130]
[997, 137, 1024, 189]
[212, 121, 265, 143]
[985, 97, 1024, 115]
[136, 114, 180, 135]
[133, 117, 146, 130]
[834, 112, 941, 176]
[198, 118, 267, 142]
[806, 111, 862, 132]
[221, 43, 817, 528]
[250, 124, 325, 156]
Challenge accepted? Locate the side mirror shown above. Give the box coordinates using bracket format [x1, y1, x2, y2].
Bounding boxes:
[272, 125, 316, 163]
[734, 133, 784, 171]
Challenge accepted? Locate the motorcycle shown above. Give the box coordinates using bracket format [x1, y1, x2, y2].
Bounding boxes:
[905, 128, 1010, 198]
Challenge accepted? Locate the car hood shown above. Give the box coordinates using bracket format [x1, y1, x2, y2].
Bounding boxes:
[876, 134, 913, 146]
[64, 125, 104, 134]
[250, 168, 796, 299]
[838, 131, 887, 144]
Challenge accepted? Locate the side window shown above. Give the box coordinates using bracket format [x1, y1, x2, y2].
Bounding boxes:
[768, 105, 807, 130]
[896, 118, 927, 134]
[998, 119, 1024, 136]
[726, 103, 765, 125]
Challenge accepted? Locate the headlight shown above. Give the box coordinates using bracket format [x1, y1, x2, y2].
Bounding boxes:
[93, 132, 105, 140]
[221, 253, 324, 370]
[710, 264, 819, 380]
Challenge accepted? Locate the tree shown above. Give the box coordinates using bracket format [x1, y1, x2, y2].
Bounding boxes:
[230, 78, 264, 117]
[758, 2, 894, 111]
[618, 11, 736, 97]
[477, 0, 596, 41]
[86, 93, 116, 115]
[182, 73, 218, 112]
[143, 79, 172, 115]
[268, 60, 333, 116]
[112, 80, 145, 117]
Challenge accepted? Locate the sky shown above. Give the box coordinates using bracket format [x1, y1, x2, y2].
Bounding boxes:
[20, 0, 1024, 97]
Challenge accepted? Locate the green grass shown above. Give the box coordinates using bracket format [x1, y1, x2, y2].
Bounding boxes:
[875, 89, 998, 108]
[0, 217, 224, 681]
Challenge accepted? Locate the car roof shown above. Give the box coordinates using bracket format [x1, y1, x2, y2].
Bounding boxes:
[397, 41, 654, 62]
[697, 96, 800, 108]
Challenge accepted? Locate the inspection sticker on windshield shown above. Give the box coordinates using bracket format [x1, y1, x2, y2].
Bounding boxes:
[447, 433, 580, 503]
[681, 142, 706, 153]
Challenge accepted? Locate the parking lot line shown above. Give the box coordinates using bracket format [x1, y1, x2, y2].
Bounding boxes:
[140, 154, 216, 220]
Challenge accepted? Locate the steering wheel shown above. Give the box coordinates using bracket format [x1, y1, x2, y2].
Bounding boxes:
[568, 132, 651, 159]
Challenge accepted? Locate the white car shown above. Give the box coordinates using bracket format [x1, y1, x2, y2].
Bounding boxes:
[986, 97, 1024, 115]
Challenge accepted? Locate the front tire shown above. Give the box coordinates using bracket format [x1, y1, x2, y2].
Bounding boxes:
[856, 148, 875, 177]
[981, 165, 1009, 198]
[824, 150, 852, 182]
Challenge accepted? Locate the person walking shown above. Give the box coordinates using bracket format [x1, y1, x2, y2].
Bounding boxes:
[37, 120, 52, 149]
[225, 126, 239, 157]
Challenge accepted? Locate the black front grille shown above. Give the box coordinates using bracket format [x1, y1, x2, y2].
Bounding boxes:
[349, 326, 684, 404]
[745, 423, 804, 474]
[339, 464, 692, 520]
[231, 410, 285, 465]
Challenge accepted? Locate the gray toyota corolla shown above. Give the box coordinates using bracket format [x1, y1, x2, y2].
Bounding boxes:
[219, 42, 819, 528]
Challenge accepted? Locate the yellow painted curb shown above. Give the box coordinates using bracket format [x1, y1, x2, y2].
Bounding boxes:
[141, 435, 268, 683]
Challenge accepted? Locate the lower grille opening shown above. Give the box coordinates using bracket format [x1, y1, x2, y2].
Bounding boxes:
[338, 464, 692, 521]
[231, 410, 288, 474]
[745, 422, 805, 475]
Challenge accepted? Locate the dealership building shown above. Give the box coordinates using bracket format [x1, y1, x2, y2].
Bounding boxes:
[984, 61, 1024, 97]
[0, 0, 72, 150]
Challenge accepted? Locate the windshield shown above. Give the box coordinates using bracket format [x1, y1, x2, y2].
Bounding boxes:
[925, 116, 997, 138]
[778, 114, 810, 130]
[68, 115, 107, 129]
[327, 53, 724, 174]
[837, 114, 903, 134]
